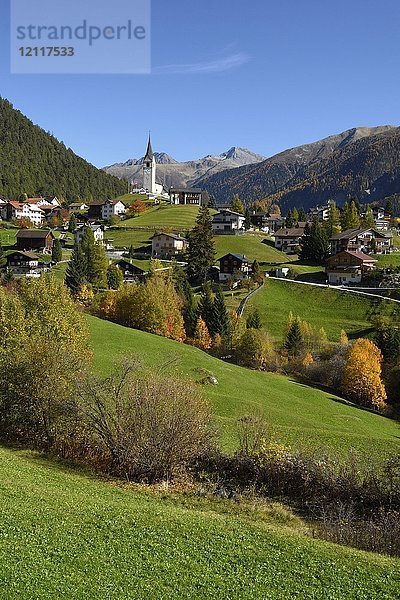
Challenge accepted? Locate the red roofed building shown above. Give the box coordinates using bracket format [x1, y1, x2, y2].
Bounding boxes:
[326, 250, 377, 285]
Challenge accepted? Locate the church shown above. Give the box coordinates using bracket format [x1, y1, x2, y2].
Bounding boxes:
[142, 136, 165, 197]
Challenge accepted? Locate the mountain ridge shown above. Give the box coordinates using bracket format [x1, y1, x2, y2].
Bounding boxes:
[103, 147, 266, 190]
[196, 126, 399, 208]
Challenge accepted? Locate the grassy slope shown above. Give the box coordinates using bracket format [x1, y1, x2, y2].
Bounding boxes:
[1, 446, 398, 599]
[119, 204, 205, 230]
[246, 280, 399, 342]
[0, 227, 17, 248]
[109, 205, 206, 248]
[214, 233, 293, 264]
[87, 316, 400, 460]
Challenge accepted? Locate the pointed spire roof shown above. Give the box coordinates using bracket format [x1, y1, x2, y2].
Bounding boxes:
[144, 135, 154, 161]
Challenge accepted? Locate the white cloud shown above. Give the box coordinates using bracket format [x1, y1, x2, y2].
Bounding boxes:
[153, 52, 250, 75]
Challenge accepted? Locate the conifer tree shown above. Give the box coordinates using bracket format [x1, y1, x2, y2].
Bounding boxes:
[244, 207, 252, 230]
[325, 201, 341, 237]
[51, 238, 62, 264]
[80, 227, 96, 282]
[299, 222, 312, 260]
[301, 219, 329, 263]
[291, 207, 299, 223]
[251, 259, 264, 285]
[285, 317, 304, 357]
[213, 287, 230, 337]
[198, 281, 216, 335]
[230, 194, 244, 214]
[186, 205, 216, 283]
[285, 212, 294, 228]
[246, 309, 262, 329]
[65, 244, 87, 295]
[298, 207, 306, 221]
[106, 264, 123, 290]
[91, 243, 109, 290]
[171, 262, 197, 337]
[68, 213, 77, 233]
[362, 206, 375, 228]
[311, 219, 329, 263]
[385, 198, 394, 216]
[341, 200, 360, 230]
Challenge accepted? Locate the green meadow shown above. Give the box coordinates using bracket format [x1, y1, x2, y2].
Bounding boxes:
[246, 279, 399, 342]
[88, 316, 400, 460]
[0, 445, 398, 599]
[119, 204, 206, 230]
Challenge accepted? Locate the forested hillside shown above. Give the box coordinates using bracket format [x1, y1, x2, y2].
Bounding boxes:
[200, 126, 400, 208]
[0, 98, 126, 203]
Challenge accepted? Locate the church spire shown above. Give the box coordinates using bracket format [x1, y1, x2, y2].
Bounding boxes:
[144, 134, 154, 161]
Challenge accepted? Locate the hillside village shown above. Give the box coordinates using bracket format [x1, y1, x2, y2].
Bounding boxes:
[1, 132, 400, 595]
[0, 136, 399, 291]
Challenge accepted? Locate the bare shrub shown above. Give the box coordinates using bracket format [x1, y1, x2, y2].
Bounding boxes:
[236, 411, 271, 456]
[75, 359, 214, 482]
[316, 502, 400, 557]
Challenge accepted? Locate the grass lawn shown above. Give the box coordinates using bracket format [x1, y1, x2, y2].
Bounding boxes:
[87, 316, 400, 460]
[1, 445, 398, 599]
[52, 260, 69, 281]
[373, 252, 400, 268]
[119, 204, 207, 230]
[214, 233, 294, 264]
[246, 279, 399, 342]
[0, 226, 18, 248]
[106, 228, 153, 249]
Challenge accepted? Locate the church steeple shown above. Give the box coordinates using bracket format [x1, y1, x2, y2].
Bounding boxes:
[144, 134, 154, 162]
[143, 133, 156, 194]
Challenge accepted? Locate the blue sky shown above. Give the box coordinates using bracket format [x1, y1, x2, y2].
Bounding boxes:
[1, 0, 400, 167]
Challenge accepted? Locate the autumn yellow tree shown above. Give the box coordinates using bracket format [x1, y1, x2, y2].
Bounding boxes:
[342, 338, 387, 410]
[103, 275, 186, 342]
[193, 317, 212, 350]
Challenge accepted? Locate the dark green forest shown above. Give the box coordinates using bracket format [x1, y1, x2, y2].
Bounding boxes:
[0, 98, 126, 203]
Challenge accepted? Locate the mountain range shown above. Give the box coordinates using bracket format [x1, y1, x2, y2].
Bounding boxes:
[105, 126, 400, 211]
[198, 126, 400, 210]
[103, 147, 266, 190]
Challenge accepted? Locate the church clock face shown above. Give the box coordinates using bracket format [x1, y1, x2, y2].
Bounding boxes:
[144, 167, 150, 174]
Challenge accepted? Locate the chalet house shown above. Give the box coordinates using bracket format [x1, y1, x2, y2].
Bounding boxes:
[169, 188, 209, 206]
[372, 207, 391, 232]
[116, 259, 148, 283]
[69, 202, 89, 212]
[212, 209, 245, 235]
[87, 199, 126, 220]
[308, 200, 334, 222]
[326, 250, 377, 285]
[16, 229, 55, 253]
[219, 253, 250, 282]
[3, 201, 45, 225]
[330, 228, 392, 256]
[273, 225, 305, 254]
[74, 224, 104, 245]
[151, 233, 188, 259]
[250, 213, 285, 233]
[6, 251, 49, 278]
[27, 197, 61, 208]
